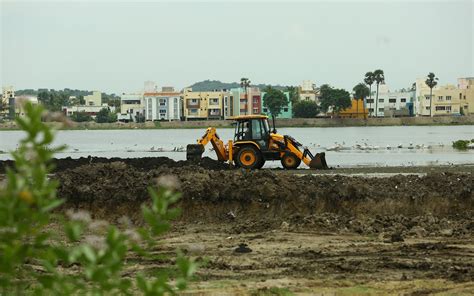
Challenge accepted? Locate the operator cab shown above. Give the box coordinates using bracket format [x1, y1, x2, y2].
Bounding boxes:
[233, 115, 271, 150]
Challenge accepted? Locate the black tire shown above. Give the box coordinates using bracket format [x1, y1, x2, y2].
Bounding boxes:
[235, 146, 262, 169]
[255, 158, 266, 169]
[281, 153, 301, 169]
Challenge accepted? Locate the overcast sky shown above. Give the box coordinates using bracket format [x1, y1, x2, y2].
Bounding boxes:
[1, 0, 473, 94]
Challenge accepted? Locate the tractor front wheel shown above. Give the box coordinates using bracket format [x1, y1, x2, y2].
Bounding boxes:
[281, 153, 301, 169]
[236, 146, 261, 170]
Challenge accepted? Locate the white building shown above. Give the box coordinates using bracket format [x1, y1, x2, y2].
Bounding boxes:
[366, 84, 414, 117]
[299, 80, 319, 102]
[144, 87, 182, 121]
[62, 105, 116, 119]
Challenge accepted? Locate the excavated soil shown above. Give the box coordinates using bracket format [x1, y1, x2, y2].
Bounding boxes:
[51, 160, 474, 294]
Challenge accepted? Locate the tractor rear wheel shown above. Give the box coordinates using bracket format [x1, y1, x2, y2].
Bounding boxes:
[236, 146, 261, 169]
[281, 153, 301, 169]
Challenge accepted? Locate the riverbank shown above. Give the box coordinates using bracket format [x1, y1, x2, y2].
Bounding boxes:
[1, 115, 473, 130]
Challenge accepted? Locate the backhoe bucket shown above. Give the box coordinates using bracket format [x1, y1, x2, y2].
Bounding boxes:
[186, 144, 205, 162]
[309, 152, 329, 169]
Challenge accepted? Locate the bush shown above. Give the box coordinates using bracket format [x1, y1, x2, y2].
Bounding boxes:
[95, 108, 117, 123]
[452, 139, 474, 150]
[70, 111, 93, 122]
[0, 103, 196, 294]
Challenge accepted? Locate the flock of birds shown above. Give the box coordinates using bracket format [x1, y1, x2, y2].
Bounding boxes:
[323, 140, 437, 152]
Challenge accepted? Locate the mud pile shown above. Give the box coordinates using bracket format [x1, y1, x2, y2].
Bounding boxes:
[0, 156, 228, 173]
[56, 162, 474, 238]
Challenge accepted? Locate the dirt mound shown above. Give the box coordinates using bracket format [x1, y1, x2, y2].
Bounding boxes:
[0, 156, 228, 173]
[56, 162, 474, 237]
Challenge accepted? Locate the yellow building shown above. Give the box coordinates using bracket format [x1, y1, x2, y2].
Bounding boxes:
[458, 77, 474, 115]
[431, 84, 461, 116]
[339, 99, 368, 119]
[183, 89, 225, 120]
[84, 91, 102, 106]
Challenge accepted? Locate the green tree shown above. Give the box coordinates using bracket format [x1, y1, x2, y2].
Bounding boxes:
[373, 69, 385, 117]
[320, 84, 351, 117]
[95, 108, 117, 123]
[353, 83, 370, 118]
[425, 72, 438, 117]
[286, 86, 300, 104]
[37, 90, 70, 112]
[293, 100, 319, 118]
[364, 72, 375, 116]
[262, 86, 288, 117]
[70, 111, 93, 122]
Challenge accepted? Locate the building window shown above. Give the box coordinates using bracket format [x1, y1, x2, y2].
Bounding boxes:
[446, 96, 451, 101]
[389, 98, 396, 103]
[305, 96, 310, 100]
[435, 106, 445, 111]
[366, 99, 374, 103]
[253, 108, 259, 113]
[425, 106, 430, 110]
[189, 109, 198, 115]
[379, 99, 384, 103]
[425, 95, 430, 100]
[159, 99, 166, 106]
[446, 106, 452, 112]
[209, 98, 219, 105]
[283, 107, 289, 112]
[378, 108, 384, 112]
[438, 96, 443, 101]
[263, 108, 268, 112]
[400, 98, 406, 102]
[368, 108, 374, 112]
[159, 109, 166, 114]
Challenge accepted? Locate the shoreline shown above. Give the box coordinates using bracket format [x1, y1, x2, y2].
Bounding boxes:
[1, 115, 474, 130]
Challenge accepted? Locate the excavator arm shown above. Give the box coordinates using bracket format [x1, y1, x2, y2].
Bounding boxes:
[186, 127, 229, 162]
[282, 135, 328, 169]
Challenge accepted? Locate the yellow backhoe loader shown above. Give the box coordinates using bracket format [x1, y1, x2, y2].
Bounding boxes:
[186, 115, 328, 169]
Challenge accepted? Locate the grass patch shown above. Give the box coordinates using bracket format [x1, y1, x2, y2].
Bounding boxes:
[251, 287, 294, 296]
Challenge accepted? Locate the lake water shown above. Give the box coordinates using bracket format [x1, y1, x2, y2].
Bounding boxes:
[1, 125, 473, 168]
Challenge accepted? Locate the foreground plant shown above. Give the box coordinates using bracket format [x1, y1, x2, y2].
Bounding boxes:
[0, 103, 196, 295]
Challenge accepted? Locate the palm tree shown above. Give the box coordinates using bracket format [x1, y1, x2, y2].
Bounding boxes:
[373, 69, 385, 117]
[353, 83, 370, 119]
[240, 78, 251, 115]
[425, 72, 438, 117]
[364, 72, 375, 117]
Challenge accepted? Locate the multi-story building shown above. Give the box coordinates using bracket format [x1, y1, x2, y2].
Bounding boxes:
[120, 93, 144, 122]
[261, 91, 292, 119]
[299, 80, 319, 102]
[1, 86, 15, 118]
[144, 87, 182, 121]
[84, 91, 102, 106]
[183, 89, 226, 120]
[415, 77, 474, 116]
[229, 87, 262, 116]
[431, 85, 462, 116]
[458, 77, 474, 115]
[365, 84, 414, 117]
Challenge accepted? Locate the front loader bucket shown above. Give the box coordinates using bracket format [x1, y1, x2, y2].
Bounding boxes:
[186, 144, 205, 162]
[309, 152, 329, 169]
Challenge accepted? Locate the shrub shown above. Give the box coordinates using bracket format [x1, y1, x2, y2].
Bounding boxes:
[452, 139, 473, 150]
[0, 102, 196, 294]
